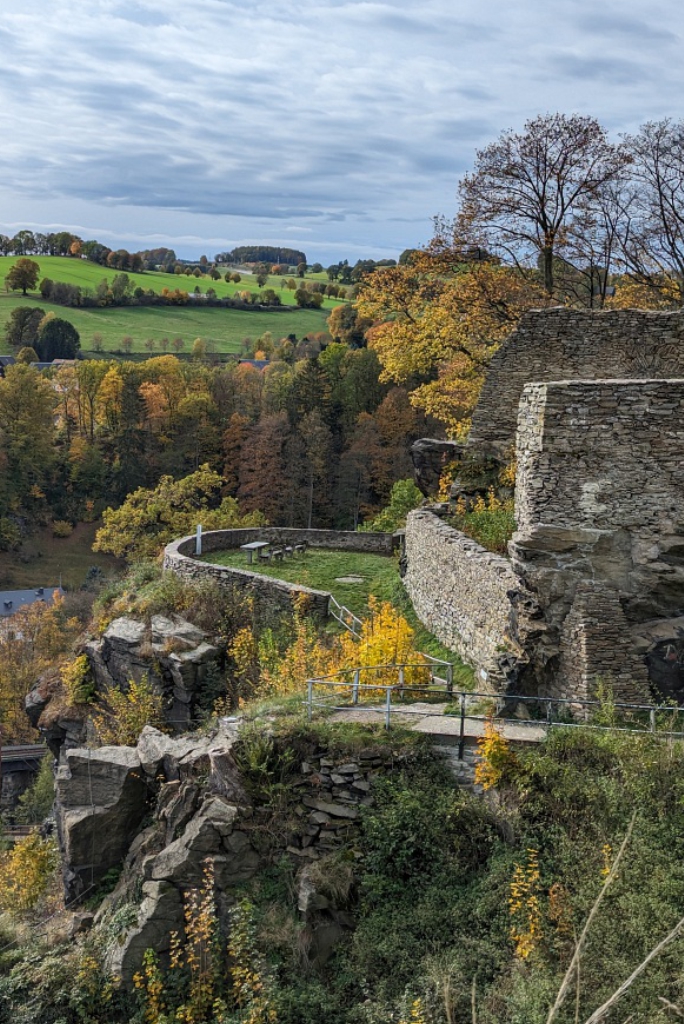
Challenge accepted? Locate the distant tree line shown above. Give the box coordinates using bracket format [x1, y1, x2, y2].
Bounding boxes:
[326, 258, 397, 284]
[214, 246, 307, 266]
[9, 272, 298, 310]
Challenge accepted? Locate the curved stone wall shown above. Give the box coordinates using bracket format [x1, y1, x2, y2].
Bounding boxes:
[163, 528, 396, 621]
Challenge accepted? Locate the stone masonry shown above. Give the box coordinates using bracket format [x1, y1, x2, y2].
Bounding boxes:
[406, 374, 684, 705]
[403, 510, 523, 691]
[469, 309, 684, 458]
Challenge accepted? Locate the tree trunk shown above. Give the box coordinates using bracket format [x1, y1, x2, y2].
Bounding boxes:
[543, 246, 554, 295]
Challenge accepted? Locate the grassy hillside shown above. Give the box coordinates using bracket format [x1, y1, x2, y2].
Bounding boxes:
[0, 522, 123, 591]
[0, 256, 337, 354]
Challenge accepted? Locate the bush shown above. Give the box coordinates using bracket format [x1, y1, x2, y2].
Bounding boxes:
[17, 758, 55, 825]
[0, 832, 59, 915]
[51, 519, 73, 538]
[449, 489, 515, 553]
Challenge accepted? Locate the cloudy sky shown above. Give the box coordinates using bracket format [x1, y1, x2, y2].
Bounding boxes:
[0, 0, 682, 263]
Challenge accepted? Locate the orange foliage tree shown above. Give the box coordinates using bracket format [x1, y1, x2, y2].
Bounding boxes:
[356, 252, 546, 438]
[0, 593, 81, 742]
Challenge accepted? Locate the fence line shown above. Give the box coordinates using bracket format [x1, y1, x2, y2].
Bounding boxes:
[327, 594, 364, 638]
[304, 665, 684, 758]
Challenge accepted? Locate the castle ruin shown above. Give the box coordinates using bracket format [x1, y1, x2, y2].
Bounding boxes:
[404, 310, 684, 705]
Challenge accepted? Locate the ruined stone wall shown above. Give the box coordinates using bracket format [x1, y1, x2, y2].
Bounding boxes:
[511, 379, 684, 702]
[403, 510, 522, 690]
[469, 309, 684, 458]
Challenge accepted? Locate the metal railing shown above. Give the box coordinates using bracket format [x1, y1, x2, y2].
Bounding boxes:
[328, 594, 364, 638]
[304, 666, 684, 758]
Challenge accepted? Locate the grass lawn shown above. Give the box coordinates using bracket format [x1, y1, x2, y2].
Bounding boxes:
[201, 547, 475, 685]
[0, 522, 124, 591]
[202, 548, 397, 620]
[0, 256, 341, 355]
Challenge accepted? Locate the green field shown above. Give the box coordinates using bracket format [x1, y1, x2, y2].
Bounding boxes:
[0, 256, 338, 355]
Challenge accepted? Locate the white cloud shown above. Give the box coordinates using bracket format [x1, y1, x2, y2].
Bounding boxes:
[0, 0, 682, 261]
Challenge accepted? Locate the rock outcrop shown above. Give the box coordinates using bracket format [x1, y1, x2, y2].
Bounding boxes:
[26, 614, 224, 761]
[410, 438, 464, 496]
[54, 720, 412, 987]
[85, 615, 221, 731]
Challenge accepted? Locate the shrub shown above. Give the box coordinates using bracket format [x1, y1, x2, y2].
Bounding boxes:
[17, 757, 55, 825]
[0, 831, 59, 915]
[92, 675, 165, 745]
[51, 519, 73, 538]
[449, 489, 515, 553]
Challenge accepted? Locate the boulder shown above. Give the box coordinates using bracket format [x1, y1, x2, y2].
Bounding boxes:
[145, 795, 259, 888]
[106, 880, 184, 985]
[410, 438, 464, 496]
[56, 745, 148, 902]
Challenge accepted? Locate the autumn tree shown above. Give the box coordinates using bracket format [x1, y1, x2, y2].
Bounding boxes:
[301, 408, 333, 528]
[357, 256, 546, 436]
[0, 364, 56, 516]
[5, 257, 40, 295]
[455, 114, 626, 296]
[238, 413, 292, 522]
[93, 465, 265, 560]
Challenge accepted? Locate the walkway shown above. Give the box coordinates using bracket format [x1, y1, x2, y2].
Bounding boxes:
[326, 701, 547, 744]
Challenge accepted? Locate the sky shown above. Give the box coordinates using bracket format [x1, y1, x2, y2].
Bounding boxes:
[0, 0, 682, 264]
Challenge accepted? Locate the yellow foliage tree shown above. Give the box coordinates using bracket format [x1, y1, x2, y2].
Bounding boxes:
[474, 716, 518, 789]
[509, 848, 542, 960]
[606, 276, 681, 310]
[337, 596, 427, 687]
[92, 675, 165, 745]
[255, 596, 426, 700]
[93, 464, 266, 561]
[0, 830, 59, 916]
[256, 600, 337, 698]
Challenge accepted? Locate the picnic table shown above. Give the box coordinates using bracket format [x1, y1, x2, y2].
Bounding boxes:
[240, 540, 270, 564]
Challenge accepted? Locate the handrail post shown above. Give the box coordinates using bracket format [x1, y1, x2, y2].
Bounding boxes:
[398, 665, 405, 700]
[650, 708, 656, 733]
[458, 691, 466, 761]
[307, 679, 313, 721]
[352, 669, 360, 706]
[385, 687, 392, 730]
[447, 662, 453, 696]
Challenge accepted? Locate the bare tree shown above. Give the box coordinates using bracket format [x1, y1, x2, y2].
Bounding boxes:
[455, 114, 627, 297]
[618, 119, 684, 304]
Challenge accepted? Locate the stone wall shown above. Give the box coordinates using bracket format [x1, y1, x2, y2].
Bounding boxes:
[469, 309, 684, 457]
[510, 378, 684, 702]
[405, 379, 684, 704]
[163, 528, 396, 623]
[403, 509, 522, 690]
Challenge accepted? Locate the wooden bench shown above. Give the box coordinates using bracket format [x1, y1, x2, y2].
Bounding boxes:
[272, 548, 284, 561]
[284, 546, 293, 557]
[258, 548, 272, 562]
[294, 542, 308, 554]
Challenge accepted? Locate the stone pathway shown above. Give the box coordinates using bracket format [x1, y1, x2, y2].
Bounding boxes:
[326, 701, 548, 744]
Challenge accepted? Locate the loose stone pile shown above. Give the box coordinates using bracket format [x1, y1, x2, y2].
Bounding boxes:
[287, 752, 380, 859]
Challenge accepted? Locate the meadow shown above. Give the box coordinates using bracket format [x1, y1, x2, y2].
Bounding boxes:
[0, 256, 337, 354]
